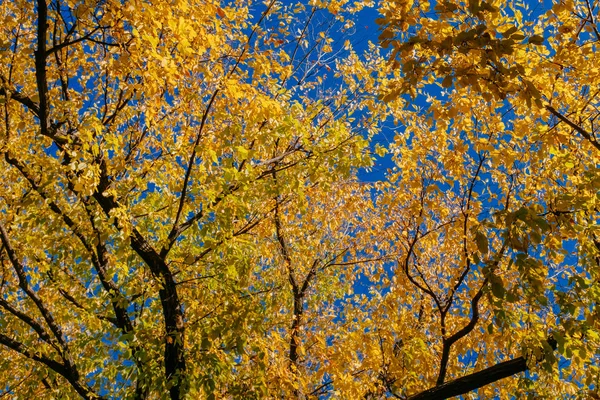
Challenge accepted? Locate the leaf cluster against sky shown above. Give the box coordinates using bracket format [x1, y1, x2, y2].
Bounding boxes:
[0, 0, 599, 399]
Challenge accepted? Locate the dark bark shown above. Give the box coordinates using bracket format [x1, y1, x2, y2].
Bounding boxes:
[94, 190, 185, 400]
[3, 153, 148, 399]
[13, 2, 185, 398]
[436, 280, 486, 385]
[408, 337, 557, 400]
[0, 222, 104, 400]
[4, 154, 135, 334]
[0, 84, 40, 115]
[10, 0, 184, 391]
[546, 105, 600, 152]
[0, 224, 67, 352]
[289, 292, 303, 368]
[409, 358, 528, 400]
[0, 333, 104, 400]
[35, 0, 49, 136]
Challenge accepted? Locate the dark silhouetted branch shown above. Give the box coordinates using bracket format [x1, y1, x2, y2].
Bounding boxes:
[407, 337, 557, 400]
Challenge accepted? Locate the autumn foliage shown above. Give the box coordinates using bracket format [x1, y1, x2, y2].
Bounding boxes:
[0, 0, 599, 399]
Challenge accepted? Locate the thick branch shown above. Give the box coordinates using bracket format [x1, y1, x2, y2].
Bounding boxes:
[0, 298, 56, 348]
[23, 94, 183, 398]
[35, 0, 49, 136]
[0, 83, 40, 116]
[436, 278, 487, 385]
[408, 337, 557, 400]
[0, 333, 103, 400]
[93, 190, 185, 400]
[437, 241, 507, 385]
[272, 186, 305, 399]
[4, 153, 134, 334]
[7, 148, 147, 397]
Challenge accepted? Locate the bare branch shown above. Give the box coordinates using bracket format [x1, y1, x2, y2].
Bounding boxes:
[546, 105, 600, 151]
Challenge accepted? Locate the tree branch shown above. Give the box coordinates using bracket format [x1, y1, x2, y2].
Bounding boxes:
[4, 153, 135, 335]
[0, 297, 56, 349]
[0, 82, 40, 116]
[436, 278, 488, 385]
[407, 337, 557, 400]
[0, 333, 103, 400]
[92, 188, 185, 400]
[35, 0, 49, 136]
[0, 223, 68, 352]
[546, 105, 600, 152]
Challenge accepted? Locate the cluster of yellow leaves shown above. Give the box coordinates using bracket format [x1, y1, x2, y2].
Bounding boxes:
[367, 0, 600, 397]
[0, 0, 390, 398]
[2, 0, 600, 398]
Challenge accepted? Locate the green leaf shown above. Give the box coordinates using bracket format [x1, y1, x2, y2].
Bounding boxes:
[468, 0, 480, 13]
[533, 216, 550, 232]
[441, 75, 454, 88]
[514, 206, 528, 221]
[501, 26, 518, 38]
[236, 145, 249, 160]
[475, 231, 489, 255]
[491, 277, 506, 299]
[528, 35, 544, 45]
[530, 230, 542, 245]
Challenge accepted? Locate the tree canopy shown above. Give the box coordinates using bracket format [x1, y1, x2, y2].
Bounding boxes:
[0, 0, 599, 399]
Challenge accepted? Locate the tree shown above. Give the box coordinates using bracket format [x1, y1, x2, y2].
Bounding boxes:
[1, 0, 599, 399]
[372, 0, 600, 398]
[0, 0, 380, 398]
